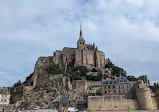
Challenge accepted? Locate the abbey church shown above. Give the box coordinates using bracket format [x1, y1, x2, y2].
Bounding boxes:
[52, 25, 105, 71]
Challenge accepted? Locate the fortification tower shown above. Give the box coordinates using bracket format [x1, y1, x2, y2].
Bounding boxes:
[136, 83, 154, 110]
[77, 24, 85, 49]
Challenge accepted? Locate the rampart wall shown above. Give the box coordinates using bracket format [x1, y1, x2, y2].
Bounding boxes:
[88, 90, 159, 111]
[73, 80, 102, 92]
[136, 87, 154, 110]
[88, 95, 139, 111]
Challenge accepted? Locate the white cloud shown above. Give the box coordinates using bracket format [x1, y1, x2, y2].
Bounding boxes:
[0, 0, 159, 86]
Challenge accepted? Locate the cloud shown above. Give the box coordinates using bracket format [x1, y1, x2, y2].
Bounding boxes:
[0, 0, 159, 87]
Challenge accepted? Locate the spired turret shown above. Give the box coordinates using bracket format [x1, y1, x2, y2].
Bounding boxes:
[136, 84, 154, 110]
[77, 24, 86, 49]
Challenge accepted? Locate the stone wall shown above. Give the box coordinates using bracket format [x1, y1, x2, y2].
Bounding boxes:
[63, 47, 76, 69]
[53, 50, 63, 67]
[74, 49, 105, 70]
[50, 74, 63, 80]
[53, 47, 106, 71]
[74, 50, 83, 67]
[73, 80, 102, 92]
[88, 87, 159, 111]
[151, 96, 159, 110]
[88, 95, 139, 111]
[82, 50, 95, 69]
[35, 57, 53, 69]
[95, 51, 105, 69]
[136, 87, 154, 110]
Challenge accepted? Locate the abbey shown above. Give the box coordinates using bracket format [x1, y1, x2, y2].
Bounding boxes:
[53, 26, 105, 71]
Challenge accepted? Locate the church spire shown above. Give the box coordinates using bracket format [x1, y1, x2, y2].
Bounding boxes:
[80, 23, 83, 37]
[78, 23, 85, 41]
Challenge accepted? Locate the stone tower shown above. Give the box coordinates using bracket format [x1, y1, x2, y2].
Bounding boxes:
[136, 83, 154, 110]
[77, 25, 85, 49]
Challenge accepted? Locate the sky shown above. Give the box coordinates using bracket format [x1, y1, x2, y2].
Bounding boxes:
[0, 0, 159, 87]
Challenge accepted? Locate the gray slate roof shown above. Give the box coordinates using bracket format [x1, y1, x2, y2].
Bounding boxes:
[126, 81, 140, 99]
[79, 36, 85, 41]
[60, 97, 69, 104]
[70, 99, 86, 101]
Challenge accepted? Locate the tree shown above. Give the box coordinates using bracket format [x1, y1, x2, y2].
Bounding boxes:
[69, 66, 89, 81]
[46, 64, 62, 74]
[126, 76, 139, 81]
[73, 66, 88, 76]
[13, 80, 21, 87]
[26, 73, 33, 81]
[92, 68, 98, 72]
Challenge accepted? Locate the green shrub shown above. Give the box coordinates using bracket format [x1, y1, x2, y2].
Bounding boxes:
[46, 64, 62, 74]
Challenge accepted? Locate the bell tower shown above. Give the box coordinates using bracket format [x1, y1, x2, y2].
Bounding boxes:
[77, 24, 85, 49]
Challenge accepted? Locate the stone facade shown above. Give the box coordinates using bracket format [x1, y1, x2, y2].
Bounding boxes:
[0, 88, 10, 105]
[52, 47, 105, 71]
[52, 27, 105, 71]
[102, 77, 133, 95]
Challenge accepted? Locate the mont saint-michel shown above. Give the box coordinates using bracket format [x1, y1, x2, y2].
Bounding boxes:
[1, 26, 159, 112]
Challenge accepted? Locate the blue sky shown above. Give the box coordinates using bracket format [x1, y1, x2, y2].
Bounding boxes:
[0, 0, 159, 87]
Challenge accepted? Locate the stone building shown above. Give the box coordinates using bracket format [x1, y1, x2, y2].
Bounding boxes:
[59, 97, 87, 111]
[0, 88, 10, 105]
[32, 26, 106, 87]
[59, 97, 70, 110]
[102, 77, 133, 95]
[69, 99, 87, 110]
[52, 26, 105, 71]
